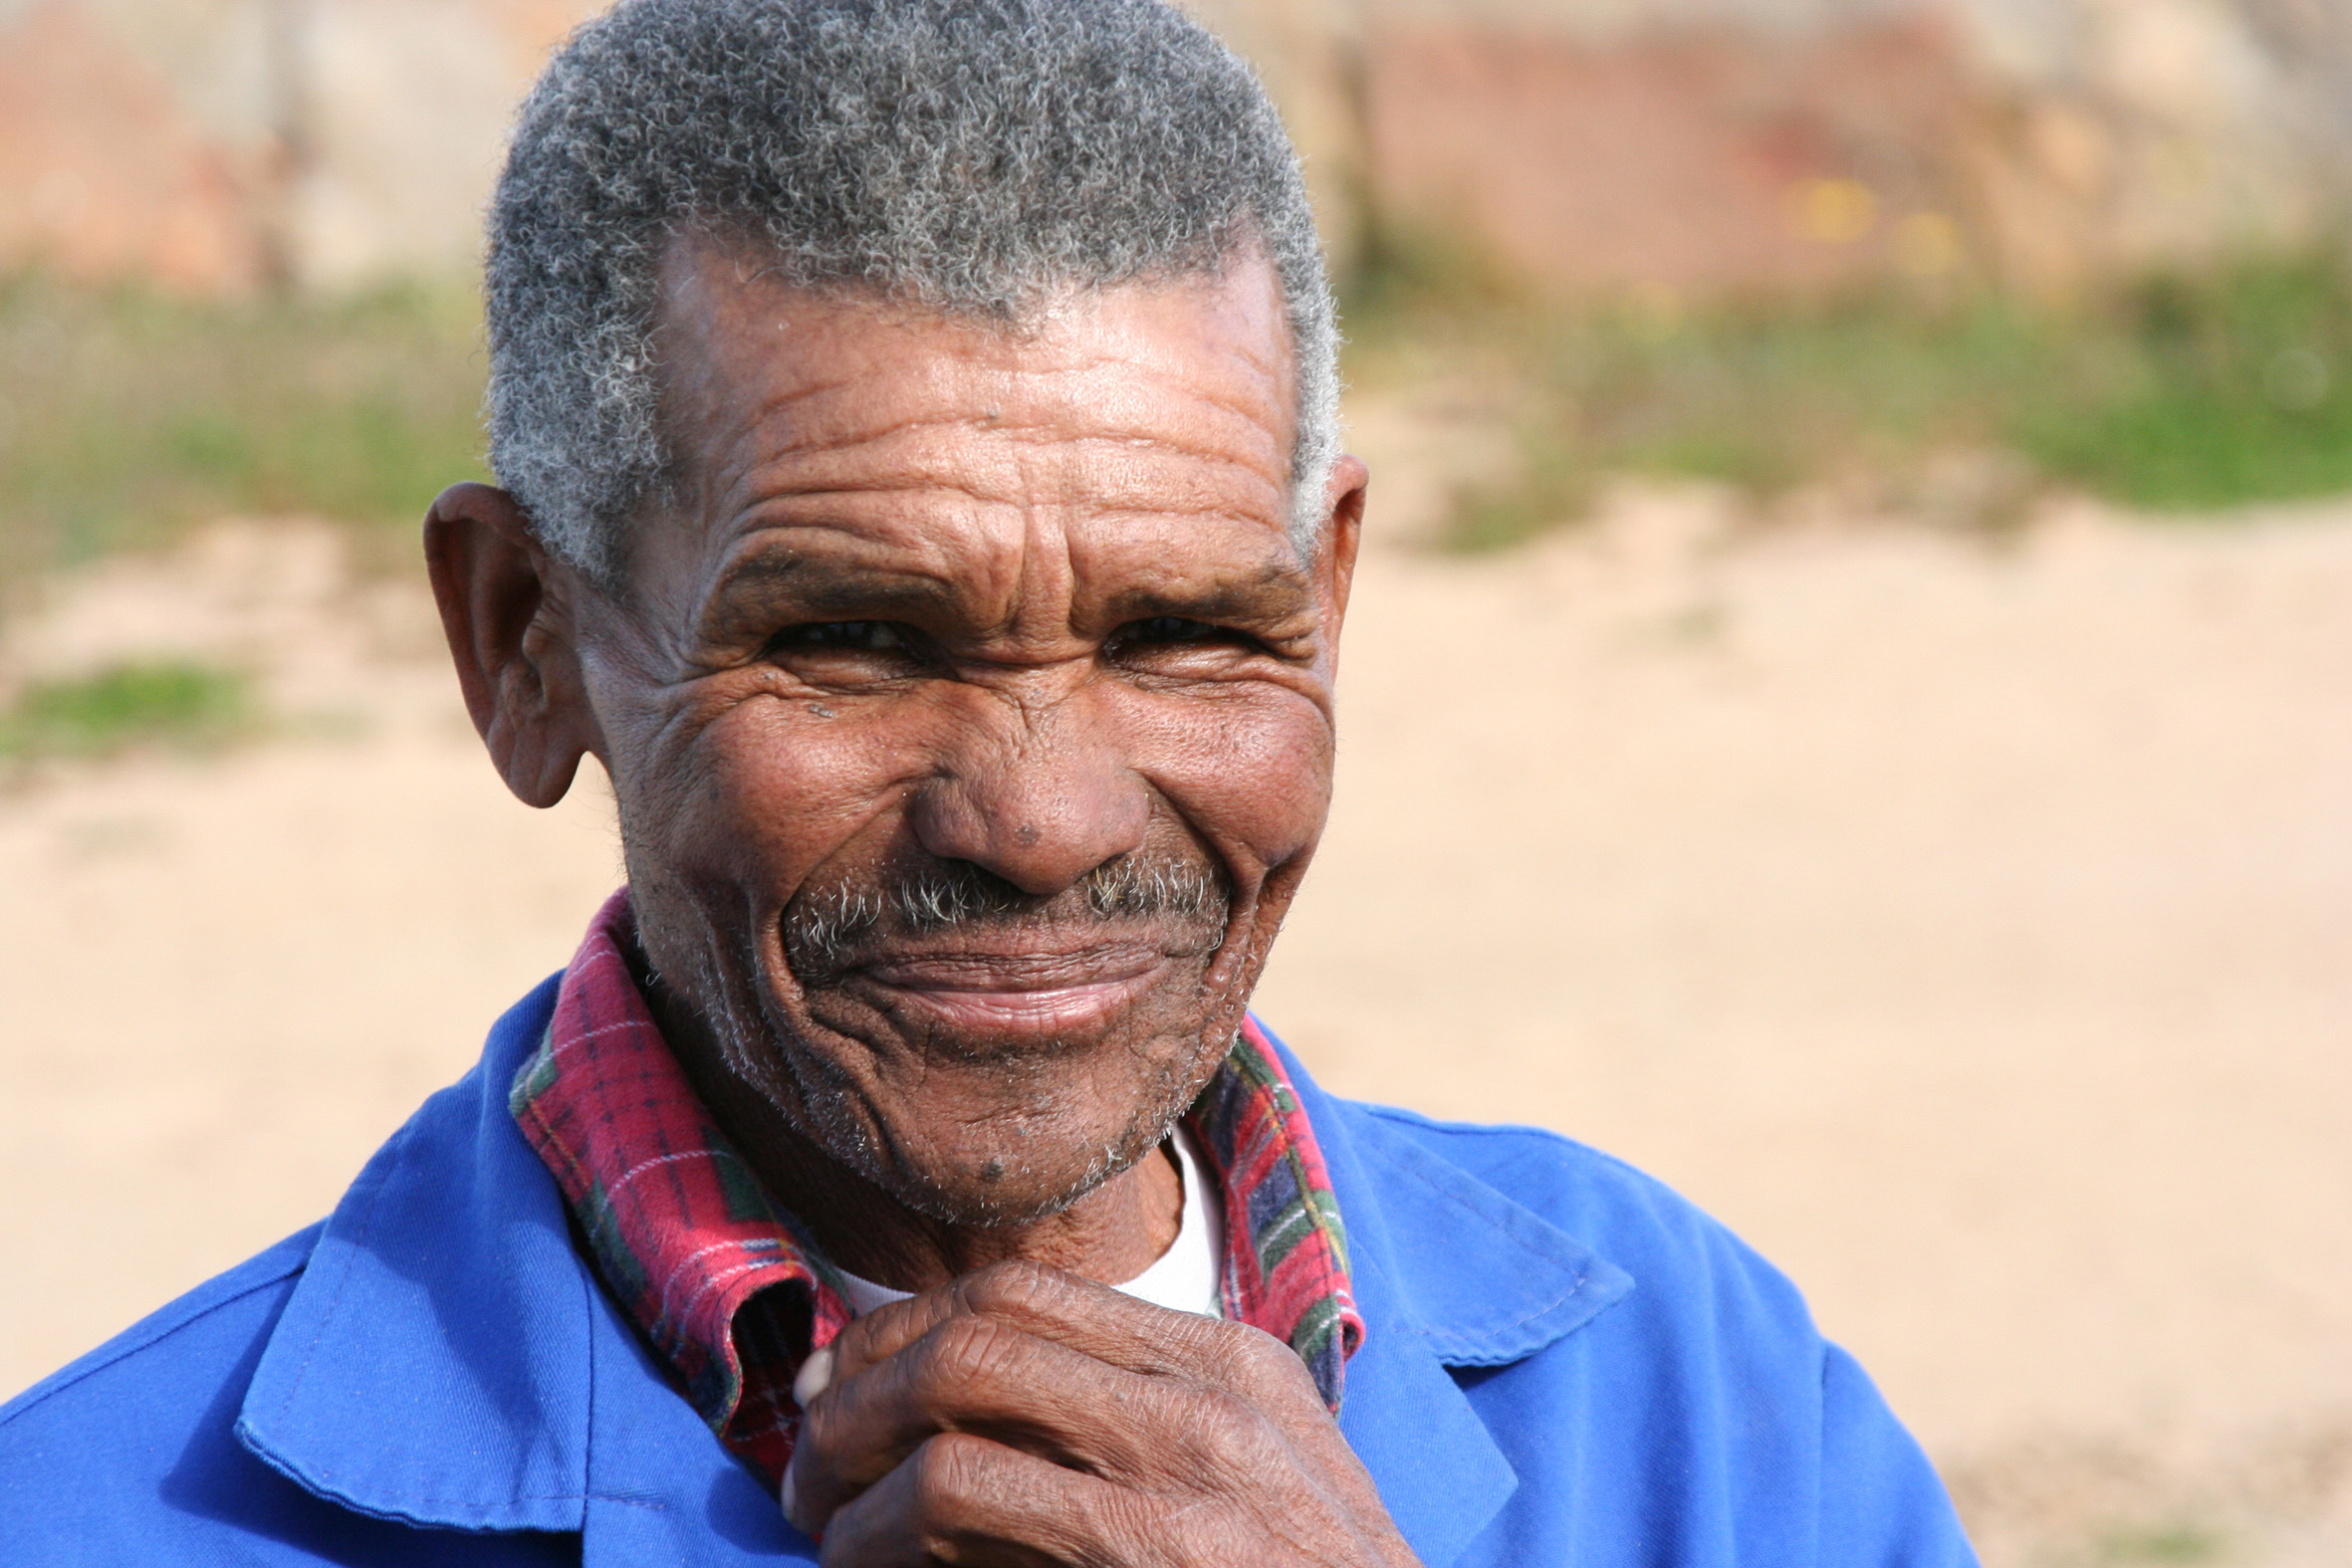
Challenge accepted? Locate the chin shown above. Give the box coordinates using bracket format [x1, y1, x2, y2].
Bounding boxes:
[777, 980, 1225, 1225]
[870, 1116, 1167, 1228]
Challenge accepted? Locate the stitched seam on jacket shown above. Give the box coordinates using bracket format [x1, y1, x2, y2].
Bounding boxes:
[231, 1424, 597, 1531]
[249, 1122, 592, 1513]
[259, 1116, 406, 1422]
[1375, 1136, 1586, 1344]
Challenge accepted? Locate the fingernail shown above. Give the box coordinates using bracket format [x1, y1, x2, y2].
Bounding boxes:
[779, 1460, 801, 1528]
[793, 1345, 834, 1408]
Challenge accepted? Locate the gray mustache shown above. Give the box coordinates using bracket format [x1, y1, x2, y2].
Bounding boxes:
[782, 854, 1230, 977]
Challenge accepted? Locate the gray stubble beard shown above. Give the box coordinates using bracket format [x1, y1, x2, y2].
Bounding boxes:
[630, 846, 1237, 1229]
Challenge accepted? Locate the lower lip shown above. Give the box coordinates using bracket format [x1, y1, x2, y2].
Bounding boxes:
[857, 969, 1161, 1034]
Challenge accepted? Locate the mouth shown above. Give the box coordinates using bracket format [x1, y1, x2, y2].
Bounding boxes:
[845, 941, 1175, 1036]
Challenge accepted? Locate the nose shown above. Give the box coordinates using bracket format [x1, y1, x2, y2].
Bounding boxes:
[905, 689, 1152, 896]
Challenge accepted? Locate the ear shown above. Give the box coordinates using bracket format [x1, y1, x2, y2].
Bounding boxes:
[422, 483, 601, 808]
[1313, 453, 1369, 646]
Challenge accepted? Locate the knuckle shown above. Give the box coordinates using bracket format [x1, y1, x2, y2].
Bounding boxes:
[1184, 1386, 1284, 1471]
[957, 1255, 1067, 1316]
[914, 1310, 1025, 1393]
[1248, 1329, 1319, 1395]
[907, 1431, 994, 1513]
[1207, 1318, 1295, 1384]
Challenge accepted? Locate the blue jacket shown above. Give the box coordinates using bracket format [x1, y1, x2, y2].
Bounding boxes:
[1, 977, 1977, 1565]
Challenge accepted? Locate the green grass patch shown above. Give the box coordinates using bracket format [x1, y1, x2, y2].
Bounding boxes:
[0, 661, 255, 763]
[1342, 242, 2352, 549]
[2096, 1523, 2228, 1564]
[0, 275, 489, 591]
[7, 249, 2350, 574]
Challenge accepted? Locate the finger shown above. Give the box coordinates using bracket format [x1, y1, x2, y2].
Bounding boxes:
[827, 1260, 1220, 1385]
[818, 1433, 1137, 1568]
[823, 1261, 1124, 1386]
[828, 1258, 1322, 1417]
[789, 1310, 1222, 1534]
[821, 1259, 1337, 1485]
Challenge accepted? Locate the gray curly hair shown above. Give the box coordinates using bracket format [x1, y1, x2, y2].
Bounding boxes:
[485, 0, 1339, 584]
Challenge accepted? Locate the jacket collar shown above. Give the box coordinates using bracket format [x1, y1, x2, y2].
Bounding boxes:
[233, 975, 595, 1533]
[233, 987, 1630, 1565]
[1271, 1029, 1634, 1566]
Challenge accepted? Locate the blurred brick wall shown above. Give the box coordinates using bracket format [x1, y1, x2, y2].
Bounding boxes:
[2, 0, 2348, 298]
[1354, 12, 1977, 298]
[1218, 0, 2352, 299]
[0, 0, 280, 291]
[0, 0, 601, 291]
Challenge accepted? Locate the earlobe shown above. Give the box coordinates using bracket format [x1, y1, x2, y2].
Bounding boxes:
[422, 483, 599, 808]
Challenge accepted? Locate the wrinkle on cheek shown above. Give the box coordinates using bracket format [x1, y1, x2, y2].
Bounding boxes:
[1142, 702, 1332, 853]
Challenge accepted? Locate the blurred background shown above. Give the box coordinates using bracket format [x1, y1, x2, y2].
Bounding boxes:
[1, 1, 2348, 1562]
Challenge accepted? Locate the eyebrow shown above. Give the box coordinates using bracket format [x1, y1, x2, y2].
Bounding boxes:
[1097, 563, 1311, 627]
[715, 556, 965, 619]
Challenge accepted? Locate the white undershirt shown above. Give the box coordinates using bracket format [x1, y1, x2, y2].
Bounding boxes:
[831, 1127, 1226, 1319]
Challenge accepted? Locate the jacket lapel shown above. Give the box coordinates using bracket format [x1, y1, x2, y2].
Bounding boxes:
[1276, 1030, 1633, 1568]
[234, 974, 814, 1557]
[235, 976, 595, 1534]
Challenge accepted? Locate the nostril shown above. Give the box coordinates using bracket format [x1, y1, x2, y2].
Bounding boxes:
[905, 745, 1152, 899]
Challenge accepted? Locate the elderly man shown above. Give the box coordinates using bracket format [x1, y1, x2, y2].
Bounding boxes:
[1, 1, 1976, 1563]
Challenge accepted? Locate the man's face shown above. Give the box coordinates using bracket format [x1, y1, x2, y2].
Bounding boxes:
[569, 237, 1362, 1227]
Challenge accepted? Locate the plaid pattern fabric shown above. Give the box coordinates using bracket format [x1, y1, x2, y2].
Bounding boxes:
[512, 889, 1364, 1486]
[1188, 1018, 1364, 1406]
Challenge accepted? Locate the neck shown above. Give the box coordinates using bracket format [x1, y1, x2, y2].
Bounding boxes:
[640, 966, 1185, 1294]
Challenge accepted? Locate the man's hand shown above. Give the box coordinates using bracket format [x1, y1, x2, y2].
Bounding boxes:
[781, 1259, 1420, 1567]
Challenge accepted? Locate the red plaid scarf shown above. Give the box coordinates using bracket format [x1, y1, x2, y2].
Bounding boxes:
[511, 890, 1363, 1486]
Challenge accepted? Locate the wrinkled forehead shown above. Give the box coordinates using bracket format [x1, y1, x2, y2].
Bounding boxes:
[640, 232, 1302, 574]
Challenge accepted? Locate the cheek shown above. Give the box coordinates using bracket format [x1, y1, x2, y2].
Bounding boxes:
[643, 692, 919, 899]
[624, 677, 1334, 905]
[1130, 687, 1335, 879]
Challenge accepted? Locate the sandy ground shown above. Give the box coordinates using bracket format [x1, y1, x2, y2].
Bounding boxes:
[2, 445, 2347, 1562]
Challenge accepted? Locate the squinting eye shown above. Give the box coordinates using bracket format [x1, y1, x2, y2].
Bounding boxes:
[773, 621, 907, 653]
[1121, 616, 1222, 644]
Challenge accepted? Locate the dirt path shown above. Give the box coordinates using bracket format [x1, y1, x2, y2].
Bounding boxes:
[3, 487, 2347, 1562]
